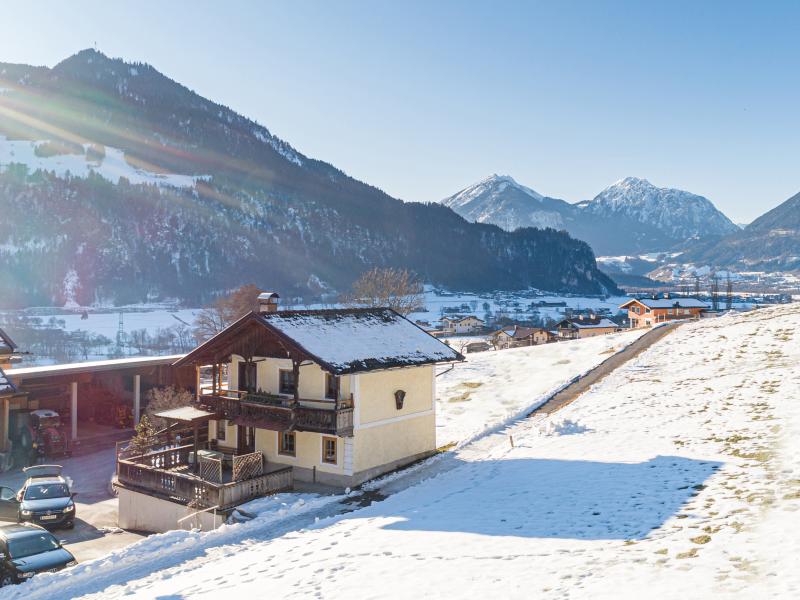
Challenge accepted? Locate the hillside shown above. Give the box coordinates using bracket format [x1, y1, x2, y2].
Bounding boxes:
[12, 305, 800, 599]
[442, 175, 738, 255]
[684, 190, 800, 271]
[0, 50, 617, 307]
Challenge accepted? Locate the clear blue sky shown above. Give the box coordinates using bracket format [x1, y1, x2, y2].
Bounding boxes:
[2, 1, 799, 223]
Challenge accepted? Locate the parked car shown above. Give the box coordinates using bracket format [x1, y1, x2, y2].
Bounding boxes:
[0, 522, 76, 585]
[0, 465, 76, 530]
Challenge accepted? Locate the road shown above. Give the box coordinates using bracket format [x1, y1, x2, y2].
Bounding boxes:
[529, 321, 682, 417]
[0, 448, 144, 562]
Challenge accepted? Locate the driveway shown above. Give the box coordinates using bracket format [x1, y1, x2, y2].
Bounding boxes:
[0, 448, 145, 562]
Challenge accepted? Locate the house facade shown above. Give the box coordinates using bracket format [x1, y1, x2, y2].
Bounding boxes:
[556, 316, 619, 339]
[175, 301, 462, 489]
[440, 315, 484, 335]
[620, 298, 708, 328]
[493, 325, 553, 349]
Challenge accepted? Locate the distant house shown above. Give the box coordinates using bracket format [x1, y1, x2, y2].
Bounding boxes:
[493, 325, 554, 349]
[555, 316, 619, 339]
[464, 341, 492, 354]
[620, 297, 708, 328]
[440, 315, 485, 335]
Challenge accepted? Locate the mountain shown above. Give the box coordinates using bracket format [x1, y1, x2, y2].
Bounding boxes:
[683, 190, 800, 271]
[441, 175, 738, 256]
[0, 50, 618, 307]
[441, 175, 570, 231]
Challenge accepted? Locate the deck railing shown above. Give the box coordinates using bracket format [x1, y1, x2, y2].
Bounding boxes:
[116, 445, 293, 510]
[196, 391, 354, 437]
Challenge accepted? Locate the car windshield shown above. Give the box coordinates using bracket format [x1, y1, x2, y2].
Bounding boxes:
[23, 483, 70, 500]
[7, 532, 60, 559]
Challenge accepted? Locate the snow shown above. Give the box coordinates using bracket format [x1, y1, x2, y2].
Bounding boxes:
[260, 309, 460, 374]
[435, 329, 646, 446]
[12, 304, 800, 598]
[0, 136, 207, 188]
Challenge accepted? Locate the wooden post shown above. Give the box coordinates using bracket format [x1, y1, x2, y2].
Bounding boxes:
[0, 397, 9, 453]
[71, 381, 78, 441]
[193, 422, 199, 469]
[292, 359, 300, 407]
[195, 365, 201, 401]
[133, 374, 141, 426]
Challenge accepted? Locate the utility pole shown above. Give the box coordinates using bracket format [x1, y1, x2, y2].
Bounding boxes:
[725, 274, 733, 310]
[711, 274, 720, 311]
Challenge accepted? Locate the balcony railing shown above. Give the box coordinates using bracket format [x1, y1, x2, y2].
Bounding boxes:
[195, 390, 354, 438]
[116, 444, 293, 510]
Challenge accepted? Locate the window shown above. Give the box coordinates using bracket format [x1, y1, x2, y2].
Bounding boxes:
[322, 436, 337, 464]
[325, 373, 339, 400]
[279, 431, 296, 456]
[279, 369, 296, 395]
[217, 419, 227, 441]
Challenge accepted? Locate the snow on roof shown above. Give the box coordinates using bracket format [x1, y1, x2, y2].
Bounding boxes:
[261, 309, 463, 374]
[560, 318, 618, 329]
[0, 367, 15, 394]
[155, 406, 217, 423]
[0, 327, 17, 354]
[5, 354, 186, 379]
[622, 298, 708, 309]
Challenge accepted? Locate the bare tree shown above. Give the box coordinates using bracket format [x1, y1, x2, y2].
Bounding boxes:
[341, 268, 424, 316]
[725, 274, 733, 310]
[193, 284, 262, 342]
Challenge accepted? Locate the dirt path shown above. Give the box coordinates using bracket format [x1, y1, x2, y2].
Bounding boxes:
[529, 322, 682, 417]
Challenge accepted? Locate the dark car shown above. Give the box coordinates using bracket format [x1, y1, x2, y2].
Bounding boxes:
[0, 523, 76, 586]
[0, 465, 76, 530]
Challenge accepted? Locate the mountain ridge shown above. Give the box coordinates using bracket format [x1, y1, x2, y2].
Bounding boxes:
[0, 49, 618, 307]
[441, 174, 739, 255]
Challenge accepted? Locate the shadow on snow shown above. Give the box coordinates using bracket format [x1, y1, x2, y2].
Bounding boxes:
[380, 455, 722, 540]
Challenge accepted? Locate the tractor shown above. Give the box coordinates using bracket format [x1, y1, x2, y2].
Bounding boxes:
[11, 410, 71, 466]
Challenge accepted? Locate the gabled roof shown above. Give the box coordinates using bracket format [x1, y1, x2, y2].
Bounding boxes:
[496, 325, 546, 340]
[441, 315, 484, 324]
[620, 298, 708, 309]
[557, 317, 618, 329]
[176, 308, 464, 375]
[0, 367, 16, 395]
[0, 328, 17, 355]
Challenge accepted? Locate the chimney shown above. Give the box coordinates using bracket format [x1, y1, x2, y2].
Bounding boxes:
[258, 291, 280, 313]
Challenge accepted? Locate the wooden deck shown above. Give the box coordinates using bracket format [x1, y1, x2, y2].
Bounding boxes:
[116, 444, 293, 510]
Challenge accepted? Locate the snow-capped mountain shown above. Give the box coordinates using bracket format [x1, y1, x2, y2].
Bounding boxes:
[441, 175, 737, 255]
[441, 175, 571, 231]
[579, 177, 739, 241]
[0, 50, 617, 307]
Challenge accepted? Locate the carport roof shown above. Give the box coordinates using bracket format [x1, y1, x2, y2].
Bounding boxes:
[5, 354, 186, 381]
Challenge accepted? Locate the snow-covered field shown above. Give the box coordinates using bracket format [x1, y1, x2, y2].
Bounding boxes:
[10, 306, 800, 598]
[435, 329, 646, 446]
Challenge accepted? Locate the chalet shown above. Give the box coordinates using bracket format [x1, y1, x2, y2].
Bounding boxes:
[440, 315, 485, 335]
[555, 316, 619, 339]
[493, 325, 554, 349]
[115, 295, 463, 532]
[620, 297, 708, 328]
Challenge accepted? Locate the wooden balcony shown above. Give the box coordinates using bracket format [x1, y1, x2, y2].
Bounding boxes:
[116, 444, 293, 510]
[195, 389, 354, 438]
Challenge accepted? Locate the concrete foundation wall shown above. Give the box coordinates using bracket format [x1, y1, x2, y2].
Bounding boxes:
[117, 486, 226, 533]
